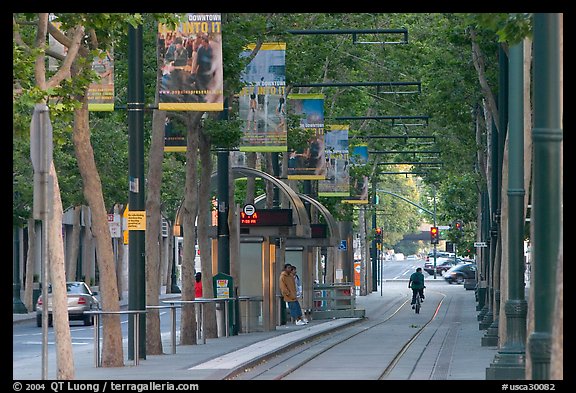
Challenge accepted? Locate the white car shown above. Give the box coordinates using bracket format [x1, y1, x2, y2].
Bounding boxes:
[36, 281, 100, 327]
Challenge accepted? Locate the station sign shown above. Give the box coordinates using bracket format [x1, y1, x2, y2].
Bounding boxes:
[311, 224, 328, 238]
[239, 208, 293, 227]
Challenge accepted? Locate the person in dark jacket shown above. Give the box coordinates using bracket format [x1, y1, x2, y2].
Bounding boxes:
[408, 267, 425, 308]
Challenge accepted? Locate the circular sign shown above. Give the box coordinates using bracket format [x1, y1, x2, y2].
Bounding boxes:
[243, 204, 256, 216]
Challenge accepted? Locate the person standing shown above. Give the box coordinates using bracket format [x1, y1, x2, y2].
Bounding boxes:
[408, 267, 425, 309]
[291, 265, 303, 299]
[279, 264, 307, 325]
[291, 266, 308, 324]
[195, 272, 203, 298]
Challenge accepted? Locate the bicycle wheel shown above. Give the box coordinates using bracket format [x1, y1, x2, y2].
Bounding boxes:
[415, 296, 421, 314]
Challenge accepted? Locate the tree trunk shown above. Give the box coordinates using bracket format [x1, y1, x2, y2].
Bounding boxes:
[72, 99, 123, 367]
[145, 108, 167, 355]
[180, 113, 202, 345]
[198, 129, 217, 338]
[359, 208, 367, 296]
[470, 28, 500, 133]
[67, 206, 81, 280]
[23, 218, 36, 312]
[48, 163, 75, 379]
[264, 152, 274, 207]
[245, 152, 257, 202]
[81, 205, 94, 286]
[165, 228, 174, 293]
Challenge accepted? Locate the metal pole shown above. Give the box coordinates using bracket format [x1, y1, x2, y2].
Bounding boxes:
[371, 178, 377, 292]
[217, 150, 230, 275]
[128, 23, 146, 361]
[13, 227, 27, 313]
[433, 190, 437, 280]
[94, 313, 100, 367]
[29, 104, 53, 380]
[486, 40, 527, 380]
[528, 13, 562, 380]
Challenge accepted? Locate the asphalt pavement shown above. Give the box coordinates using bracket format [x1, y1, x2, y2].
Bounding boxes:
[13, 279, 504, 382]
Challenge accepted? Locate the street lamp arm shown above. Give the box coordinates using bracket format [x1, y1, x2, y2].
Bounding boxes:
[377, 189, 434, 217]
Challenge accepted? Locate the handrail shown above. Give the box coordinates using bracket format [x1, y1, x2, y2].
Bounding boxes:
[85, 309, 147, 367]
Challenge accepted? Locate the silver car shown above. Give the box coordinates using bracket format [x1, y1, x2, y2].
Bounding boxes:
[36, 281, 99, 327]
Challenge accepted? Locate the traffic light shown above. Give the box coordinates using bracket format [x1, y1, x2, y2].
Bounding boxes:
[375, 227, 382, 242]
[455, 221, 463, 231]
[430, 226, 439, 244]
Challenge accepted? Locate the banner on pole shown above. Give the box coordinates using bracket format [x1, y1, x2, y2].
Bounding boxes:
[319, 125, 350, 197]
[158, 13, 223, 111]
[287, 94, 326, 180]
[342, 145, 369, 204]
[239, 43, 287, 152]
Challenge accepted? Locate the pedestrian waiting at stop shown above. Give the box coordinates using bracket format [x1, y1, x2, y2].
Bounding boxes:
[279, 263, 308, 325]
[195, 272, 203, 298]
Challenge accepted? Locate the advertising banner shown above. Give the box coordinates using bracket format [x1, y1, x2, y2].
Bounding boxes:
[319, 125, 350, 197]
[342, 145, 369, 204]
[87, 50, 114, 111]
[49, 14, 114, 111]
[158, 13, 223, 111]
[239, 43, 287, 152]
[163, 114, 187, 152]
[287, 94, 326, 180]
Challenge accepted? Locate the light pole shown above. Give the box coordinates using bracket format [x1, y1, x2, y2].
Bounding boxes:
[528, 13, 562, 380]
[127, 23, 146, 361]
[486, 40, 527, 380]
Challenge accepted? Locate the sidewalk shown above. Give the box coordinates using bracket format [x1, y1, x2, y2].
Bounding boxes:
[13, 281, 497, 380]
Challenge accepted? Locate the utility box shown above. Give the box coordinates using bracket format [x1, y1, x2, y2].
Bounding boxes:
[213, 272, 233, 299]
[213, 272, 235, 335]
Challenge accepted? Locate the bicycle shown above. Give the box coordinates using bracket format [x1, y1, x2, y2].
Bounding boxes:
[414, 292, 421, 314]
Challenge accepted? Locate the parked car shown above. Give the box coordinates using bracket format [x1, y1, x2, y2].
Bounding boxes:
[426, 251, 452, 262]
[36, 281, 100, 327]
[444, 263, 477, 284]
[423, 257, 459, 275]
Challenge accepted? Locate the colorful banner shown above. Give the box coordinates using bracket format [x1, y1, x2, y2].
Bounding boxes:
[87, 50, 114, 111]
[319, 125, 350, 197]
[287, 94, 326, 180]
[239, 43, 287, 152]
[163, 114, 187, 152]
[48, 14, 114, 111]
[158, 13, 223, 111]
[342, 145, 369, 204]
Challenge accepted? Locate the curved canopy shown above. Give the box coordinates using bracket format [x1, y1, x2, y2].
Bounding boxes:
[210, 166, 311, 237]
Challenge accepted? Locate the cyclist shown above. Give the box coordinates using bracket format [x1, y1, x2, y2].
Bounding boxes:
[408, 267, 426, 309]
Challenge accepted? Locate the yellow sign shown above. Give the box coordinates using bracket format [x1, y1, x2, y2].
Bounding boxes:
[127, 211, 146, 230]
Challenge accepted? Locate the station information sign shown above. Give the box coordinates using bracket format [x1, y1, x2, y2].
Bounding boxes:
[239, 208, 293, 226]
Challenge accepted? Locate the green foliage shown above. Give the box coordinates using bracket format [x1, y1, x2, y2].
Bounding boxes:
[467, 13, 532, 45]
[12, 12, 523, 245]
[202, 118, 243, 149]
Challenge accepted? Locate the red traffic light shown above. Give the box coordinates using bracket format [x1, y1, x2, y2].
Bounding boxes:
[430, 226, 439, 244]
[376, 227, 382, 234]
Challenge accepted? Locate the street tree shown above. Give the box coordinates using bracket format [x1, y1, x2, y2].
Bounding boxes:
[13, 12, 80, 379]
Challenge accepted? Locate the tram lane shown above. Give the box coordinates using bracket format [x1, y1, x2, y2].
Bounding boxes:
[280, 281, 445, 380]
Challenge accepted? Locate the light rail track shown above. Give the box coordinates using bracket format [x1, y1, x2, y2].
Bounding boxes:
[229, 287, 453, 380]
